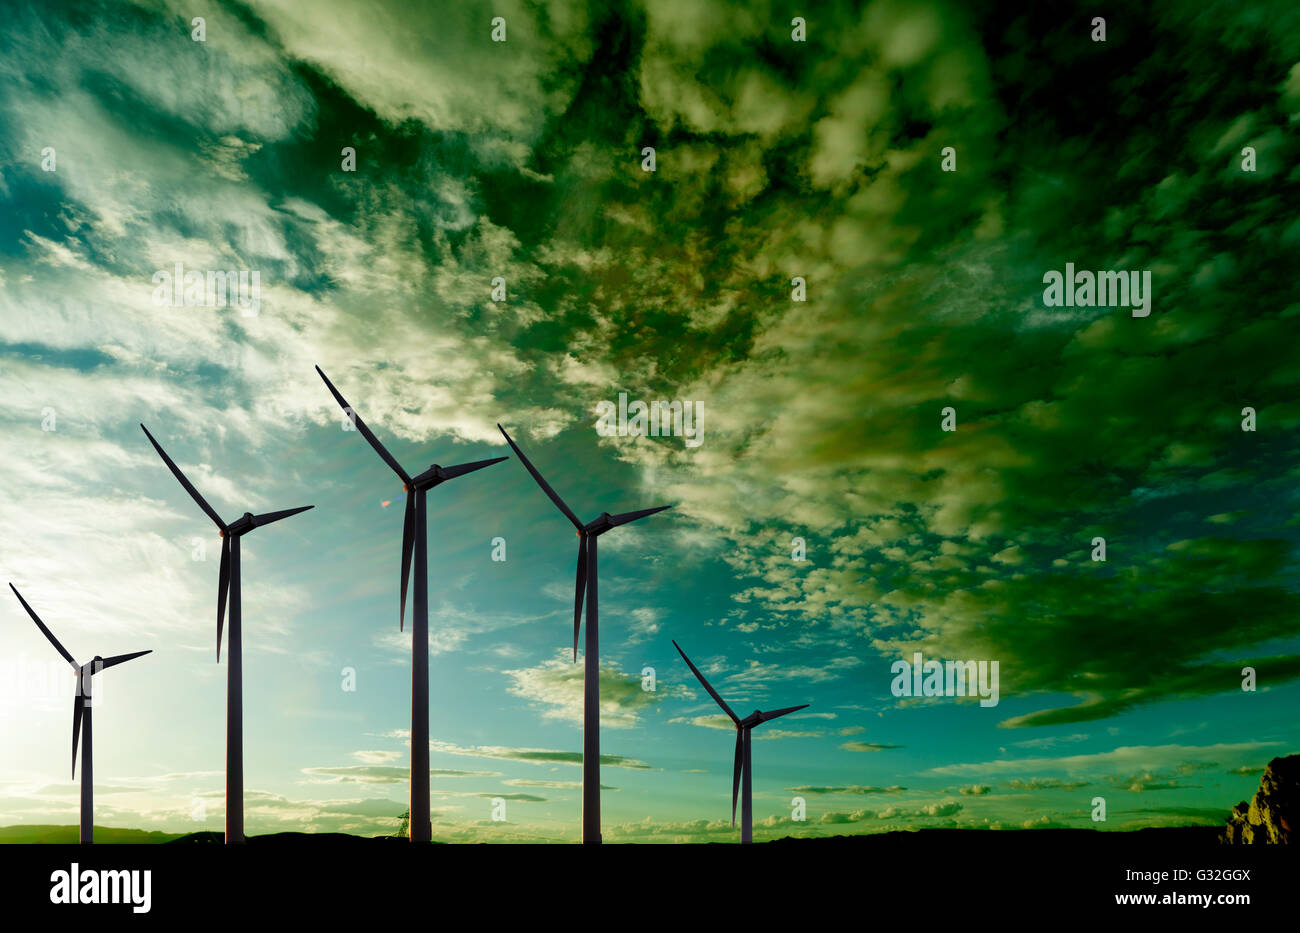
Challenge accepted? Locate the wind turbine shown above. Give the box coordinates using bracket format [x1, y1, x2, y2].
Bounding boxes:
[497, 424, 671, 844]
[140, 423, 312, 844]
[315, 365, 506, 843]
[9, 584, 150, 844]
[672, 639, 809, 844]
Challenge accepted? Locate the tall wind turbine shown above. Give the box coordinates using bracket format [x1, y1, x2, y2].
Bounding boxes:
[316, 365, 506, 843]
[9, 584, 150, 844]
[498, 424, 671, 844]
[140, 423, 312, 844]
[672, 639, 809, 844]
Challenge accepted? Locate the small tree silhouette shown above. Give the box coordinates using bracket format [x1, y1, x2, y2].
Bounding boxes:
[394, 808, 409, 839]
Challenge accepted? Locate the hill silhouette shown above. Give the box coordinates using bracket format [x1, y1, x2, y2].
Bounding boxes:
[0, 825, 184, 844]
[0, 825, 1225, 845]
[168, 831, 412, 844]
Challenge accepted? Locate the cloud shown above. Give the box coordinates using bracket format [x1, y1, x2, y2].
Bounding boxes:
[503, 652, 689, 728]
[930, 742, 1280, 777]
[473, 792, 546, 803]
[722, 656, 863, 688]
[668, 714, 735, 731]
[503, 779, 617, 791]
[302, 766, 408, 785]
[373, 603, 565, 662]
[1006, 778, 1090, 792]
[245, 0, 593, 153]
[789, 785, 907, 796]
[302, 766, 500, 785]
[1009, 734, 1089, 750]
[352, 750, 403, 765]
[428, 739, 650, 770]
[840, 742, 905, 752]
[820, 799, 964, 824]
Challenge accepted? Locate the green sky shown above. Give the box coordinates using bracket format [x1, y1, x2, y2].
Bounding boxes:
[0, 0, 1297, 842]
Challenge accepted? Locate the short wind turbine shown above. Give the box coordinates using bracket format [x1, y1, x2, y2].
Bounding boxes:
[498, 424, 671, 844]
[9, 584, 150, 844]
[316, 365, 506, 843]
[672, 639, 809, 844]
[141, 423, 312, 844]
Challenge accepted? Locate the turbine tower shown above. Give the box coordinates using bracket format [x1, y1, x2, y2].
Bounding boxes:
[672, 639, 809, 844]
[9, 584, 150, 844]
[316, 365, 506, 843]
[498, 424, 671, 844]
[141, 423, 312, 844]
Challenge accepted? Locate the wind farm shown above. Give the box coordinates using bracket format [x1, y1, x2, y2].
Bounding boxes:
[0, 376, 1292, 850]
[2, 0, 1298, 888]
[0, 370, 1286, 851]
[140, 423, 313, 844]
[8, 585, 150, 844]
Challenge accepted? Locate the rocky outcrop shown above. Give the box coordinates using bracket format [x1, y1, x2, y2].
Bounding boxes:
[1221, 754, 1297, 844]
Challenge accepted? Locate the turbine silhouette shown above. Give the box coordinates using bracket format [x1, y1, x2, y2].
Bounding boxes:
[140, 423, 312, 844]
[316, 365, 506, 843]
[9, 584, 150, 844]
[672, 639, 809, 844]
[498, 424, 670, 844]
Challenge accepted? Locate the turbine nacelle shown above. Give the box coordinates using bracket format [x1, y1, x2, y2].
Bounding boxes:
[407, 457, 510, 495]
[224, 512, 257, 536]
[582, 512, 616, 536]
[409, 464, 447, 490]
[410, 465, 440, 489]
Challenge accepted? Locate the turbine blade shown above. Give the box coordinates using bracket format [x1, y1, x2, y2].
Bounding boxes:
[72, 694, 83, 780]
[399, 494, 415, 632]
[315, 366, 411, 484]
[252, 505, 314, 528]
[139, 424, 226, 531]
[608, 505, 672, 527]
[732, 730, 743, 827]
[438, 456, 508, 482]
[496, 425, 583, 530]
[572, 537, 587, 662]
[216, 536, 230, 662]
[758, 704, 809, 724]
[9, 584, 77, 671]
[671, 639, 739, 723]
[99, 650, 152, 670]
